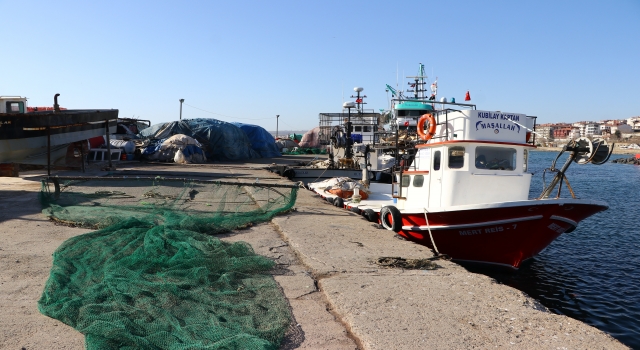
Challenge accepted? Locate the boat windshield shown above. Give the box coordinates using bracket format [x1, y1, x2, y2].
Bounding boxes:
[475, 146, 516, 170]
[397, 109, 430, 117]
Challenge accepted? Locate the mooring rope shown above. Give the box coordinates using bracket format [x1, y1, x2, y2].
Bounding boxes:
[423, 208, 440, 255]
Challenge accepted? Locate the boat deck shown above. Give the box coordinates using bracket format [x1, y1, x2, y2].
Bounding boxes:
[310, 181, 394, 210]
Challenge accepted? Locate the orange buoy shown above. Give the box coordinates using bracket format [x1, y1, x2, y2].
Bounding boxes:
[417, 114, 437, 141]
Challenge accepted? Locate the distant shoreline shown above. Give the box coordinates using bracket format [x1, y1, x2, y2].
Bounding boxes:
[534, 146, 639, 155]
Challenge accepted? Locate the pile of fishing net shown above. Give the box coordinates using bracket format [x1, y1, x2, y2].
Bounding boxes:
[142, 134, 206, 164]
[380, 130, 418, 145]
[38, 177, 298, 349]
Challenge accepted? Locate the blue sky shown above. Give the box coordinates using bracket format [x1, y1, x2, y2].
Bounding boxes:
[2, 0, 639, 132]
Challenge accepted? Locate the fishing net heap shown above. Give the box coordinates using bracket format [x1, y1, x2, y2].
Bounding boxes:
[38, 177, 298, 349]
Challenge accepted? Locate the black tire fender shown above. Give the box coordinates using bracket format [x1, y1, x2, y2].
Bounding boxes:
[363, 209, 377, 223]
[380, 206, 402, 232]
[334, 197, 344, 208]
[326, 197, 334, 204]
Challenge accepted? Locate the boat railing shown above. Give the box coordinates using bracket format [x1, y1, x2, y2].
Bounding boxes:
[390, 149, 418, 199]
[390, 98, 477, 111]
[318, 112, 381, 146]
[527, 116, 538, 145]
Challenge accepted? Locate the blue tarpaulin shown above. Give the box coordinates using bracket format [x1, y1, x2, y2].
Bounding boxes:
[139, 119, 259, 161]
[230, 122, 281, 158]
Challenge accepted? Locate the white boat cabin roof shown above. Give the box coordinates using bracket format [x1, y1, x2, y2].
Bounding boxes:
[0, 96, 28, 114]
[392, 109, 537, 210]
[429, 109, 535, 145]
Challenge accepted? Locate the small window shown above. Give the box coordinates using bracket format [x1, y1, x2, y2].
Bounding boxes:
[401, 175, 410, 187]
[433, 151, 441, 171]
[523, 149, 528, 172]
[363, 126, 371, 132]
[448, 146, 465, 169]
[6, 102, 24, 114]
[475, 146, 516, 170]
[413, 175, 424, 187]
[354, 126, 362, 132]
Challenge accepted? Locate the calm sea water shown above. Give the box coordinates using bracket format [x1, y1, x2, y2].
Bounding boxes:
[466, 150, 640, 349]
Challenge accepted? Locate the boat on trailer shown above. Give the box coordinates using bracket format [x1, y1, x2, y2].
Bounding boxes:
[309, 92, 613, 270]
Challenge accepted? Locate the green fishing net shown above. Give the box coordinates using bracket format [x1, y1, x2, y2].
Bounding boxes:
[38, 177, 298, 349]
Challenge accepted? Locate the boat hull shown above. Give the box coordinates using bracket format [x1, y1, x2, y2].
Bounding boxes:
[378, 200, 608, 269]
[270, 165, 365, 184]
[0, 109, 118, 164]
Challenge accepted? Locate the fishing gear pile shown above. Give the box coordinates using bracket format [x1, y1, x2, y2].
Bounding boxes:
[38, 176, 298, 349]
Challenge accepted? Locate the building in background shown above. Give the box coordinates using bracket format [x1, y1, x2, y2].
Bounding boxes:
[627, 117, 640, 133]
[572, 121, 602, 137]
[553, 123, 577, 140]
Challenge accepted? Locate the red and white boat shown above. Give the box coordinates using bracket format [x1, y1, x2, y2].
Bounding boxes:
[309, 94, 612, 270]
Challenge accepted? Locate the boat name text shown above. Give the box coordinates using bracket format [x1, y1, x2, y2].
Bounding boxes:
[459, 226, 504, 236]
[476, 121, 520, 133]
[476, 112, 521, 133]
[477, 112, 520, 121]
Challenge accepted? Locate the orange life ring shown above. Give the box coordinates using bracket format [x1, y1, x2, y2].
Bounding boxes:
[417, 114, 437, 141]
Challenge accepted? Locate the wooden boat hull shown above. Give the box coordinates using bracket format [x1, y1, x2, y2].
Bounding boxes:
[0, 109, 117, 164]
[311, 181, 607, 269]
[374, 200, 608, 269]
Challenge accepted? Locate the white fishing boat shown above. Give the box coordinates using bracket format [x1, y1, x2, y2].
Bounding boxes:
[271, 87, 397, 184]
[309, 69, 613, 270]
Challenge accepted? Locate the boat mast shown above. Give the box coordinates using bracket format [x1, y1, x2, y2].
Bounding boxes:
[406, 63, 428, 100]
[350, 87, 366, 113]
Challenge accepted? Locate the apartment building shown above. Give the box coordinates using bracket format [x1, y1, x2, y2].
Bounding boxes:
[572, 121, 601, 137]
[627, 117, 640, 133]
[553, 124, 575, 139]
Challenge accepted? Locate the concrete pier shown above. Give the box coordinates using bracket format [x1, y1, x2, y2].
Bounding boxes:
[0, 158, 628, 349]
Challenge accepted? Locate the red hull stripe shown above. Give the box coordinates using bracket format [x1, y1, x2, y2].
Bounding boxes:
[401, 215, 543, 231]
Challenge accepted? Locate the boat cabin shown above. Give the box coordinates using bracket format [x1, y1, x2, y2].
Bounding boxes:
[319, 111, 382, 147]
[393, 101, 434, 132]
[393, 109, 537, 210]
[0, 96, 27, 114]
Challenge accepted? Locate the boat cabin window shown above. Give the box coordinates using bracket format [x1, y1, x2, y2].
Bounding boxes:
[353, 125, 372, 133]
[6, 101, 24, 114]
[475, 146, 516, 170]
[413, 175, 424, 187]
[401, 175, 410, 187]
[523, 149, 529, 172]
[398, 110, 429, 117]
[433, 151, 441, 171]
[448, 146, 465, 169]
